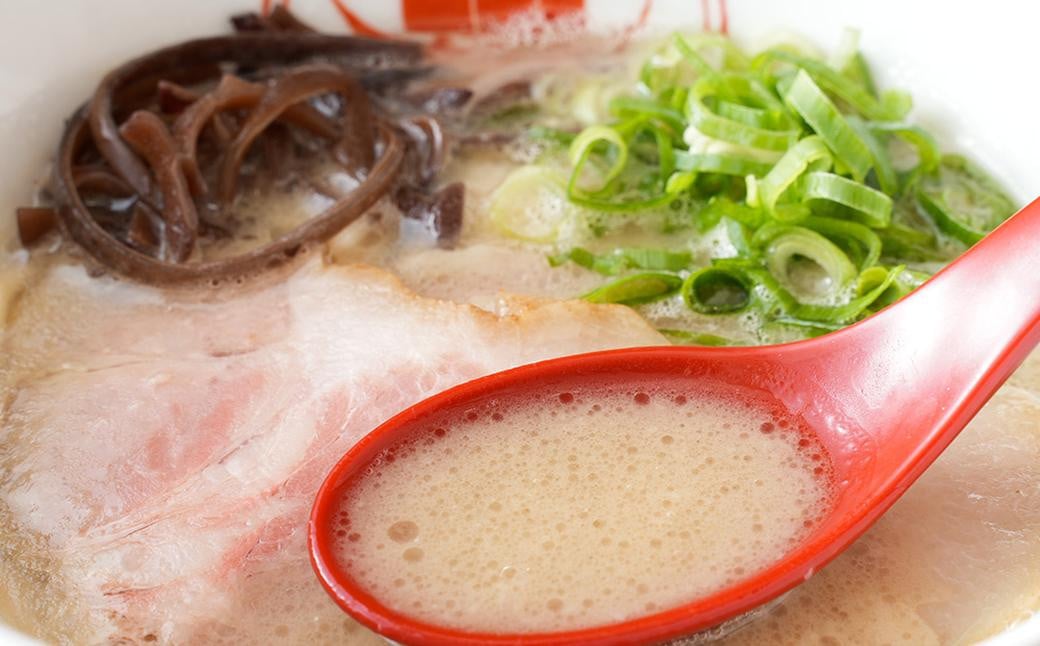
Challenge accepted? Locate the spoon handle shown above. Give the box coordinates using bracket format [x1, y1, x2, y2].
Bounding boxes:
[888, 195, 1040, 388]
[830, 195, 1040, 470]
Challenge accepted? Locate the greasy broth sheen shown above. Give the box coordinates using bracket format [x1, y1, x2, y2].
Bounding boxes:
[337, 386, 832, 632]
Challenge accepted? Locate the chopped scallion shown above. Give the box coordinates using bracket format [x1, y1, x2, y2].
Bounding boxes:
[530, 30, 1018, 342]
[583, 272, 684, 305]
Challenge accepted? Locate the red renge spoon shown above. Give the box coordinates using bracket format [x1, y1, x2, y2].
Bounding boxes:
[309, 196, 1040, 645]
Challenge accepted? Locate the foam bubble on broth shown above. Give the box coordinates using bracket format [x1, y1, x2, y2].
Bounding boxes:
[335, 385, 833, 633]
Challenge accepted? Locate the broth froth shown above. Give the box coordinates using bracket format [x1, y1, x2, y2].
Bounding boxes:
[336, 384, 832, 632]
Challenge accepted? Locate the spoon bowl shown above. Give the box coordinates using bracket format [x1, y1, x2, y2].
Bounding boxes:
[310, 197, 1040, 645]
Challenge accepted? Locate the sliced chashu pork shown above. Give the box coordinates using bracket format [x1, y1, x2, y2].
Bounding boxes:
[0, 259, 665, 644]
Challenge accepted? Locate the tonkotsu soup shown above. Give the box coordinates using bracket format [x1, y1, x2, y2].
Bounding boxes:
[1, 3, 1038, 645]
[336, 384, 832, 632]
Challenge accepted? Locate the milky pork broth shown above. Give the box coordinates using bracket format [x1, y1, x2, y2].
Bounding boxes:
[1, 6, 1039, 645]
[336, 384, 832, 633]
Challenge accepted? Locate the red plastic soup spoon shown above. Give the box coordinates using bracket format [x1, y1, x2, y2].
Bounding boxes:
[309, 197, 1040, 645]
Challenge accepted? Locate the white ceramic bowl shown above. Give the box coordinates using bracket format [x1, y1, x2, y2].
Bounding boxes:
[1, 1, 1037, 643]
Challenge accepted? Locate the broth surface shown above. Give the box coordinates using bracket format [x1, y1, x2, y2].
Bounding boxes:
[339, 386, 831, 632]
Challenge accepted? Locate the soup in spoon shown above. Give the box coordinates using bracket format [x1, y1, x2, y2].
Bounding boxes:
[331, 382, 833, 632]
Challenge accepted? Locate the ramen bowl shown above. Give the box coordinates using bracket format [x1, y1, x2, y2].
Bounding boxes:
[1, 1, 1038, 644]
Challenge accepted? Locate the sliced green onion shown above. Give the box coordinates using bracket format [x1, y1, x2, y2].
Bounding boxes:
[672, 33, 719, 77]
[715, 100, 773, 128]
[654, 124, 677, 178]
[640, 32, 749, 98]
[567, 192, 677, 213]
[711, 258, 800, 316]
[620, 248, 691, 271]
[568, 126, 628, 194]
[640, 55, 689, 98]
[768, 318, 844, 338]
[752, 136, 832, 212]
[856, 265, 896, 295]
[686, 74, 801, 151]
[802, 171, 893, 228]
[550, 74, 632, 127]
[915, 154, 1017, 245]
[673, 32, 751, 72]
[755, 49, 909, 121]
[878, 222, 943, 261]
[695, 196, 766, 232]
[550, 247, 692, 275]
[609, 97, 686, 135]
[681, 267, 753, 313]
[783, 70, 874, 181]
[583, 272, 683, 305]
[609, 114, 648, 139]
[659, 328, 736, 346]
[801, 216, 881, 270]
[754, 225, 858, 297]
[841, 51, 878, 95]
[526, 126, 577, 146]
[880, 91, 913, 122]
[771, 203, 812, 223]
[856, 264, 926, 310]
[847, 116, 898, 195]
[666, 171, 697, 194]
[870, 122, 940, 174]
[541, 31, 1016, 340]
[566, 119, 684, 212]
[837, 31, 879, 97]
[794, 265, 904, 323]
[491, 166, 575, 242]
[686, 100, 797, 151]
[674, 151, 773, 177]
[723, 217, 754, 256]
